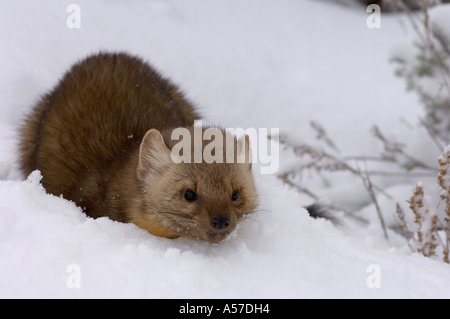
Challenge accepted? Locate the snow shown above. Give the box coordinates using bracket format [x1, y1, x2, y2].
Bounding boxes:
[1, 0, 450, 298]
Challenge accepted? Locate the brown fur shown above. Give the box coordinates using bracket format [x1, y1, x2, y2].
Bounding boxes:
[19, 52, 257, 243]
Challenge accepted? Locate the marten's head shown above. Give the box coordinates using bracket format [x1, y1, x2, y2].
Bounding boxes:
[135, 127, 257, 243]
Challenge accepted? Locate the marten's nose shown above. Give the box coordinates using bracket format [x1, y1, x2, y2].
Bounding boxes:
[210, 214, 230, 230]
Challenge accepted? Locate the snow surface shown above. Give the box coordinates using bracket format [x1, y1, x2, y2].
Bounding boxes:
[1, 0, 450, 298]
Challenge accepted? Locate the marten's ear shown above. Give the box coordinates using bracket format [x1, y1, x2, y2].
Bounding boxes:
[237, 133, 252, 170]
[137, 129, 172, 181]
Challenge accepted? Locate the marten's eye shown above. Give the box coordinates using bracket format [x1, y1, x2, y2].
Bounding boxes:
[184, 189, 198, 202]
[231, 190, 240, 201]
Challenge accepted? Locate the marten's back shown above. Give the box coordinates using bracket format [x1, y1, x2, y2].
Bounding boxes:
[20, 52, 198, 200]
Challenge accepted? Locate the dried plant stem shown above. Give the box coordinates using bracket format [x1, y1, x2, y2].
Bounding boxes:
[361, 170, 390, 240]
[309, 120, 340, 153]
[277, 134, 390, 234]
[419, 0, 450, 95]
[372, 125, 439, 172]
[437, 146, 450, 262]
[275, 118, 448, 257]
[278, 172, 320, 200]
[279, 171, 368, 224]
[395, 203, 415, 251]
[399, 145, 450, 263]
[408, 182, 439, 257]
[388, 0, 450, 95]
[419, 117, 446, 152]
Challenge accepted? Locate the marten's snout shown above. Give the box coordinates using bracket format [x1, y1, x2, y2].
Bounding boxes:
[210, 214, 230, 230]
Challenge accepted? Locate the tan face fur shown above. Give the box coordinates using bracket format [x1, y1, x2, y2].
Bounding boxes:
[136, 129, 257, 243]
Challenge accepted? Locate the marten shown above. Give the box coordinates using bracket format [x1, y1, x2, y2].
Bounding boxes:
[19, 52, 258, 244]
